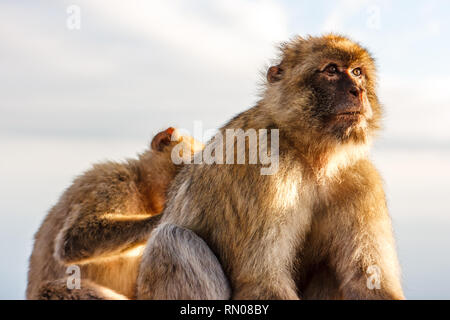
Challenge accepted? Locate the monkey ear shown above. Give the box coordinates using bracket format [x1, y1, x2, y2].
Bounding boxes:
[267, 65, 283, 83]
[151, 127, 175, 152]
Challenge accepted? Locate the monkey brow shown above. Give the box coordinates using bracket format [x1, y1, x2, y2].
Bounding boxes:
[319, 64, 358, 72]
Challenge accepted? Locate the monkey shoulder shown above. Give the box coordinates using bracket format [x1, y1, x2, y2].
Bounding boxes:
[345, 158, 382, 184]
[331, 158, 385, 199]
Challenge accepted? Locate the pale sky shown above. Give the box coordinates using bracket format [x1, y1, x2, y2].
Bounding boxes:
[1, 0, 449, 299]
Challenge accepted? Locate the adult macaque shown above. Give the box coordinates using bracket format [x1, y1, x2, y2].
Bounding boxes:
[137, 34, 404, 300]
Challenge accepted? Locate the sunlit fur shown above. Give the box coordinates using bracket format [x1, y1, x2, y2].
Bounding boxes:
[138, 34, 404, 300]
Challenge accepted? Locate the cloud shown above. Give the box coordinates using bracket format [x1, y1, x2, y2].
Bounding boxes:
[379, 74, 450, 143]
[86, 0, 288, 72]
[321, 0, 371, 32]
[2, 0, 448, 144]
[0, 3, 116, 78]
[0, 0, 289, 139]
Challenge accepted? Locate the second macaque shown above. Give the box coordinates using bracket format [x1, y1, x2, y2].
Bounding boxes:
[26, 128, 209, 299]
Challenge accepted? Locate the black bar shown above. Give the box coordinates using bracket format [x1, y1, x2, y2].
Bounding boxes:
[0, 300, 447, 319]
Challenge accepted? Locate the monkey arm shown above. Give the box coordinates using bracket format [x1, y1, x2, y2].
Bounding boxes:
[54, 213, 162, 265]
[329, 160, 405, 300]
[50, 159, 168, 265]
[332, 216, 404, 300]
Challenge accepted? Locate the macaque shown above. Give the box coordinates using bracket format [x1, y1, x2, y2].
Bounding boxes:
[136, 34, 404, 300]
[26, 128, 209, 299]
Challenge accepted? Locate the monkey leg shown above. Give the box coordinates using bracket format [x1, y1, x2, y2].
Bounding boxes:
[36, 279, 128, 300]
[136, 223, 231, 300]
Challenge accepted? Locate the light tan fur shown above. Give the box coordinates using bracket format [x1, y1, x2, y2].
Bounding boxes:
[137, 34, 404, 300]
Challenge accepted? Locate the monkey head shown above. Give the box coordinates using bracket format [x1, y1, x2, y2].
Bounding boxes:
[266, 34, 381, 146]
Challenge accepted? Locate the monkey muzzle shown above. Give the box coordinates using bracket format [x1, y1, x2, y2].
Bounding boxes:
[332, 83, 368, 125]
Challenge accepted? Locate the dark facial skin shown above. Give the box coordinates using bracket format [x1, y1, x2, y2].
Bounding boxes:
[309, 62, 369, 138]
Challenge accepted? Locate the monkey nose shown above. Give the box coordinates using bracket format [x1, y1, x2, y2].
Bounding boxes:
[349, 87, 360, 97]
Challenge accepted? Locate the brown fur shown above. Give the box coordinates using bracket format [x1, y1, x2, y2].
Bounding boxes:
[137, 34, 404, 300]
[26, 128, 203, 299]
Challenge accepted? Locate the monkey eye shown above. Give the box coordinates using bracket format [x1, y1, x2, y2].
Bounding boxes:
[352, 68, 362, 77]
[324, 64, 338, 74]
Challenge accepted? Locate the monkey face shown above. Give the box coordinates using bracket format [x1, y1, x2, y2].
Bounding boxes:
[267, 35, 382, 144]
[309, 61, 373, 140]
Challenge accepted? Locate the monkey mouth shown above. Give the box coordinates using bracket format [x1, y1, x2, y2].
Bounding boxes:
[338, 111, 361, 116]
[334, 111, 362, 121]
